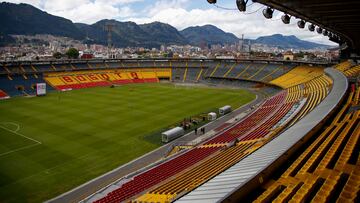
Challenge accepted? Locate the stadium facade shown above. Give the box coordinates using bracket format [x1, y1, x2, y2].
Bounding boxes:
[1, 57, 358, 202]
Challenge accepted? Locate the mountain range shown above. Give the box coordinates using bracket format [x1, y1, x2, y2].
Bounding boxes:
[0, 2, 330, 50]
[181, 25, 240, 46]
[253, 34, 329, 49]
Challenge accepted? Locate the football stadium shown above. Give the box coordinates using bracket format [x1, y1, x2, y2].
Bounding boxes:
[0, 0, 359, 203]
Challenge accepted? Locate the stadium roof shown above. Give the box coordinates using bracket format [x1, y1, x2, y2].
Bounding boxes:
[253, 0, 360, 56]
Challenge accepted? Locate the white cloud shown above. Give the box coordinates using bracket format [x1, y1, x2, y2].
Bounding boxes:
[43, 0, 139, 24]
[43, 0, 89, 11]
[144, 0, 190, 16]
[128, 4, 337, 45]
[5, 0, 42, 7]
[96, 0, 143, 5]
[4, 0, 337, 45]
[48, 2, 134, 24]
[5, 0, 140, 24]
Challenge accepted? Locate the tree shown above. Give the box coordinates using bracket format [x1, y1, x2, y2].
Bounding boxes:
[294, 51, 305, 58]
[66, 48, 79, 59]
[53, 52, 62, 59]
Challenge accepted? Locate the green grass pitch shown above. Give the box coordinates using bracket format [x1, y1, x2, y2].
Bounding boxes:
[0, 83, 255, 203]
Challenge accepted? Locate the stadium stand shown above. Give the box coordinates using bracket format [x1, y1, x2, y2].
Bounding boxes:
[5, 65, 21, 74]
[73, 63, 91, 70]
[122, 61, 139, 68]
[204, 91, 288, 144]
[90, 89, 295, 202]
[4, 59, 354, 203]
[188, 61, 201, 68]
[171, 67, 185, 82]
[334, 60, 354, 72]
[91, 66, 334, 202]
[243, 63, 268, 80]
[205, 77, 257, 88]
[225, 63, 247, 78]
[207, 62, 222, 77]
[20, 65, 34, 73]
[254, 86, 359, 203]
[184, 68, 202, 83]
[286, 75, 333, 125]
[0, 89, 9, 99]
[105, 62, 122, 69]
[253, 64, 283, 81]
[0, 74, 53, 96]
[270, 65, 324, 88]
[206, 62, 294, 84]
[222, 63, 236, 78]
[201, 63, 302, 97]
[32, 64, 54, 72]
[182, 66, 188, 82]
[137, 142, 256, 202]
[93, 146, 222, 203]
[343, 65, 360, 77]
[175, 68, 346, 203]
[1, 65, 11, 74]
[236, 63, 253, 79]
[53, 64, 73, 71]
[260, 64, 289, 82]
[45, 69, 170, 90]
[213, 63, 233, 78]
[130, 70, 334, 202]
[135, 103, 304, 202]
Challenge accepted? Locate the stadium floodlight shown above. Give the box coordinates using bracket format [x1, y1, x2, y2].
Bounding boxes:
[281, 14, 290, 24]
[323, 30, 329, 36]
[236, 0, 248, 12]
[329, 33, 336, 40]
[297, 20, 305, 29]
[263, 7, 274, 19]
[207, 0, 217, 4]
[316, 27, 323, 34]
[308, 24, 315, 32]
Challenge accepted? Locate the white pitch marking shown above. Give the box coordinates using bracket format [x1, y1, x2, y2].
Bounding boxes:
[0, 122, 20, 132]
[0, 124, 42, 144]
[0, 143, 40, 157]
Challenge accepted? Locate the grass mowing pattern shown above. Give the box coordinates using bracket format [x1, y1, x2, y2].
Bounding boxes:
[0, 83, 255, 203]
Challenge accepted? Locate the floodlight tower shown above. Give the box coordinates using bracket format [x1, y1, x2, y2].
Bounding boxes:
[241, 34, 245, 52]
[104, 22, 115, 58]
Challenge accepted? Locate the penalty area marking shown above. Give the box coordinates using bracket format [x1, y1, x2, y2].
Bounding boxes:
[0, 143, 40, 157]
[0, 122, 21, 132]
[0, 122, 42, 157]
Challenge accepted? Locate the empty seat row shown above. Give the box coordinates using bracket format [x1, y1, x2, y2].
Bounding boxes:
[183, 67, 203, 83]
[94, 146, 222, 203]
[270, 65, 325, 88]
[254, 86, 360, 203]
[287, 75, 331, 126]
[204, 91, 289, 145]
[343, 65, 360, 77]
[206, 62, 293, 83]
[140, 142, 256, 201]
[45, 69, 166, 90]
[0, 74, 54, 96]
[334, 60, 354, 72]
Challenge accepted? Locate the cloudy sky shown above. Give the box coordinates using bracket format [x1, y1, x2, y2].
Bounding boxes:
[6, 0, 336, 45]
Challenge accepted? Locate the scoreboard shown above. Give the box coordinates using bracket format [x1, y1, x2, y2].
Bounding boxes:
[36, 83, 47, 96]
